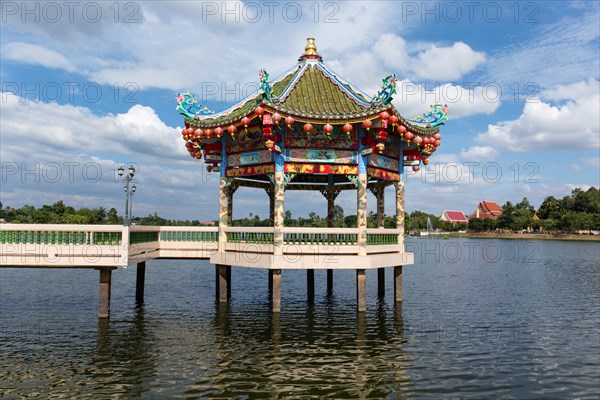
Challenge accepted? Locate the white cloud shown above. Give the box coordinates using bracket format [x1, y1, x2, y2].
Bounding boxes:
[3, 42, 76, 72]
[395, 81, 501, 118]
[476, 79, 600, 152]
[371, 34, 486, 81]
[460, 146, 500, 161]
[412, 42, 486, 81]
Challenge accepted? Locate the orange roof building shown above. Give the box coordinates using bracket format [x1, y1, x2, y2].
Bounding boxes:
[469, 201, 502, 219]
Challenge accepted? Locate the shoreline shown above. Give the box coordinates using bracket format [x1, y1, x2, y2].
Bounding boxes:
[455, 232, 600, 242]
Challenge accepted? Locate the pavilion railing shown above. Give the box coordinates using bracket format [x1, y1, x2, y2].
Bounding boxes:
[0, 224, 128, 267]
[366, 228, 402, 245]
[282, 227, 358, 246]
[224, 227, 274, 244]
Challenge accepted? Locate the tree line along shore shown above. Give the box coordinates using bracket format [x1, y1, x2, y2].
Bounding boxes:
[1, 187, 598, 239]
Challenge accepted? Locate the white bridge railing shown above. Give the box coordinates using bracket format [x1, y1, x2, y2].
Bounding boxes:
[0, 224, 404, 268]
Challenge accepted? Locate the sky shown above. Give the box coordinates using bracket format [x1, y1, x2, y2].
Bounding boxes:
[1, 0, 599, 221]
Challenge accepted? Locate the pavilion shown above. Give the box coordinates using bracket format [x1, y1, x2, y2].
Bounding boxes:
[176, 38, 448, 312]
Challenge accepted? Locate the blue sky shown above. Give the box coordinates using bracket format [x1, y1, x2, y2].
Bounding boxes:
[1, 1, 599, 221]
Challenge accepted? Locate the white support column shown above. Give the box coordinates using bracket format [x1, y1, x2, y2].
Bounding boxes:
[357, 173, 368, 256]
[273, 172, 285, 256]
[218, 177, 229, 251]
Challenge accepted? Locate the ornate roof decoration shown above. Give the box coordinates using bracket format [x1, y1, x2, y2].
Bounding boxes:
[406, 103, 449, 128]
[371, 74, 398, 106]
[259, 68, 275, 102]
[176, 92, 214, 118]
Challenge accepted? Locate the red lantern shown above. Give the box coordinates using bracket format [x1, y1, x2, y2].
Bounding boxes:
[389, 115, 399, 126]
[227, 125, 237, 135]
[263, 126, 272, 138]
[181, 128, 187, 136]
[397, 125, 407, 134]
[241, 116, 251, 128]
[434, 133, 441, 140]
[214, 127, 224, 137]
[422, 158, 429, 166]
[324, 123, 333, 135]
[343, 123, 353, 135]
[379, 111, 390, 120]
[194, 129, 203, 138]
[285, 116, 294, 127]
[434, 140, 441, 147]
[412, 165, 420, 172]
[204, 129, 212, 138]
[303, 123, 313, 133]
[404, 131, 414, 141]
[362, 120, 372, 131]
[272, 112, 282, 124]
[422, 137, 430, 145]
[254, 106, 265, 116]
[413, 136, 422, 146]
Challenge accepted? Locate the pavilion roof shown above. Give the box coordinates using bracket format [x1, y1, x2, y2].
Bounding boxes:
[186, 39, 439, 135]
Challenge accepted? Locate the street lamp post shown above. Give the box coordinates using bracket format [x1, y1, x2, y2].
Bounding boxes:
[129, 184, 136, 224]
[118, 165, 136, 226]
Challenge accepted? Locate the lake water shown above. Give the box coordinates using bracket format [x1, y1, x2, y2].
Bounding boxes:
[1, 238, 599, 398]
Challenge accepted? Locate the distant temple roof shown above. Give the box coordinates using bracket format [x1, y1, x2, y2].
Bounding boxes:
[441, 210, 468, 224]
[469, 201, 502, 219]
[185, 38, 440, 134]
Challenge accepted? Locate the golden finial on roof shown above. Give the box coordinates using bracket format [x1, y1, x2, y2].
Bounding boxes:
[299, 37, 322, 62]
[305, 38, 318, 55]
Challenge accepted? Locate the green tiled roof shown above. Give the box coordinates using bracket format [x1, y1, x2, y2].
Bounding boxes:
[188, 61, 438, 135]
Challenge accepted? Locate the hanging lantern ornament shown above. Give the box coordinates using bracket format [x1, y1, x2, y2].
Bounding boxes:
[227, 125, 237, 139]
[272, 112, 282, 124]
[241, 116, 251, 131]
[194, 129, 203, 139]
[434, 139, 441, 147]
[379, 111, 390, 120]
[362, 120, 372, 131]
[303, 123, 313, 134]
[254, 106, 265, 116]
[404, 131, 414, 142]
[434, 133, 441, 140]
[204, 129, 212, 138]
[343, 123, 353, 136]
[412, 165, 420, 172]
[389, 114, 399, 127]
[324, 123, 333, 136]
[214, 127, 224, 138]
[422, 137, 430, 145]
[397, 125, 407, 135]
[285, 116, 294, 128]
[422, 158, 429, 166]
[413, 135, 423, 147]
